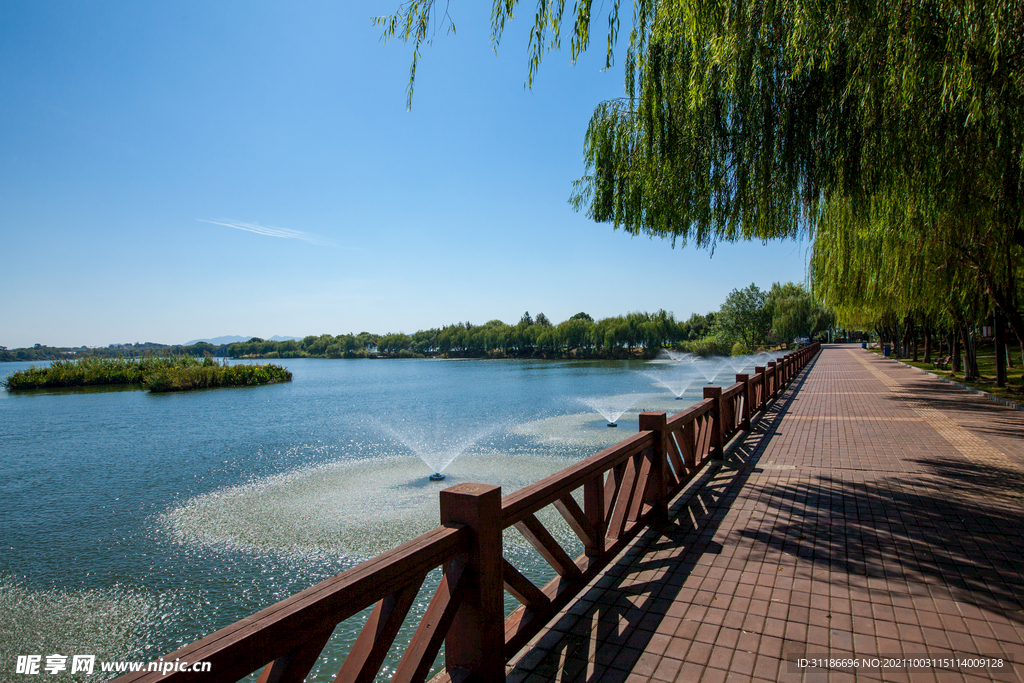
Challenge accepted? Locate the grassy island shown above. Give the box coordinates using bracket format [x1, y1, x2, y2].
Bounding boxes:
[2, 356, 292, 392]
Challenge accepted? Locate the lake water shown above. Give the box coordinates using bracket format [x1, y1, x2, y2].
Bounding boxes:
[0, 355, 772, 680]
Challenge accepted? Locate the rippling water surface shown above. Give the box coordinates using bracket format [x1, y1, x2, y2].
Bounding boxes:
[0, 356, 765, 680]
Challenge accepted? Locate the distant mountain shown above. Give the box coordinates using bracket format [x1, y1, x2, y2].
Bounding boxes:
[183, 335, 301, 346]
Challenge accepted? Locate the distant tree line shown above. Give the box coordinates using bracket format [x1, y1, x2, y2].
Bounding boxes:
[221, 310, 699, 360]
[1, 284, 830, 362]
[0, 342, 216, 363]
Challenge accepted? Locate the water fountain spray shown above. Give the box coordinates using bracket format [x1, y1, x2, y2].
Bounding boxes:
[578, 394, 643, 427]
[694, 357, 726, 384]
[643, 369, 696, 400]
[379, 422, 498, 481]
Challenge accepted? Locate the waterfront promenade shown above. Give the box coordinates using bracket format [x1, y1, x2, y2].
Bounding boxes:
[506, 345, 1024, 682]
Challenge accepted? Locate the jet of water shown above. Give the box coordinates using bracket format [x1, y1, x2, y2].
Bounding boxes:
[694, 357, 725, 383]
[377, 422, 500, 476]
[643, 370, 697, 399]
[656, 349, 694, 363]
[577, 393, 644, 426]
[724, 354, 753, 374]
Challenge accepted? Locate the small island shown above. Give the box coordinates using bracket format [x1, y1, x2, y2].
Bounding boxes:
[2, 356, 292, 392]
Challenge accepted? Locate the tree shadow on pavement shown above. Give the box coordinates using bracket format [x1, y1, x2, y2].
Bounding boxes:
[735, 466, 1024, 628]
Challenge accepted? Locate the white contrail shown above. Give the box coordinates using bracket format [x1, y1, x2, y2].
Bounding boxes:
[198, 219, 340, 247]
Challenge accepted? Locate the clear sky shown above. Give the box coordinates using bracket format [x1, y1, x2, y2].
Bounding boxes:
[0, 1, 810, 349]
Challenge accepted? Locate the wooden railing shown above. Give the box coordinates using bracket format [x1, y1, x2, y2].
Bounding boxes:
[115, 343, 820, 683]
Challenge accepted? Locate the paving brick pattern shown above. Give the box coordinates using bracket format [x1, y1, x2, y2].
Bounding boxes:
[506, 346, 1024, 682]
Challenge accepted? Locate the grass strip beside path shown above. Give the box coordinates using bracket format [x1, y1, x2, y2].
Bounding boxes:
[868, 343, 1024, 407]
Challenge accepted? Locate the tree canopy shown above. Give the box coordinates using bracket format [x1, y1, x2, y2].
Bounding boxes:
[569, 0, 1023, 244]
[715, 284, 769, 351]
[767, 282, 835, 344]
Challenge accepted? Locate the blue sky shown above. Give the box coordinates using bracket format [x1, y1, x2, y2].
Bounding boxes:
[0, 1, 810, 348]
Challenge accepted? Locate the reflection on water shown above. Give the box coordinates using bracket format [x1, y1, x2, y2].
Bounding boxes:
[5, 383, 146, 396]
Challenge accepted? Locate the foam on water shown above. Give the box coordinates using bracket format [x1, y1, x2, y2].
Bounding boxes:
[513, 413, 637, 448]
[0, 575, 156, 673]
[161, 452, 576, 561]
[513, 394, 694, 448]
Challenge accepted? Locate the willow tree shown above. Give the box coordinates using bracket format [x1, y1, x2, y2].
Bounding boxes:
[573, 0, 1024, 339]
[810, 194, 996, 375]
[766, 282, 835, 345]
[381, 0, 1024, 343]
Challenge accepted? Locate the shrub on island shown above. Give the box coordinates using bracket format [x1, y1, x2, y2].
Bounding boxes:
[2, 356, 291, 392]
[146, 363, 292, 392]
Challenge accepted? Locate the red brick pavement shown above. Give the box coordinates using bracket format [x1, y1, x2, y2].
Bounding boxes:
[505, 345, 1024, 682]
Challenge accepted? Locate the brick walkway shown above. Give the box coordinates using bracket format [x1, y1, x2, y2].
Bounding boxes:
[506, 345, 1024, 682]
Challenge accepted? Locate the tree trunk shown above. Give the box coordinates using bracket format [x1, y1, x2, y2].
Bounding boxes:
[909, 317, 917, 362]
[952, 331, 962, 373]
[923, 326, 932, 364]
[961, 326, 979, 380]
[995, 309, 1007, 387]
[987, 283, 1024, 351]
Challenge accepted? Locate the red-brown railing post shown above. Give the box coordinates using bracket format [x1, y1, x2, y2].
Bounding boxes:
[736, 374, 751, 430]
[754, 366, 766, 410]
[639, 412, 669, 523]
[439, 484, 504, 683]
[703, 386, 725, 460]
[767, 361, 778, 398]
[584, 473, 605, 557]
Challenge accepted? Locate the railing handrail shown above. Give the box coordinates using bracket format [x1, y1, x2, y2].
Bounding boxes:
[721, 381, 745, 399]
[501, 430, 654, 525]
[114, 524, 469, 682]
[665, 396, 714, 429]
